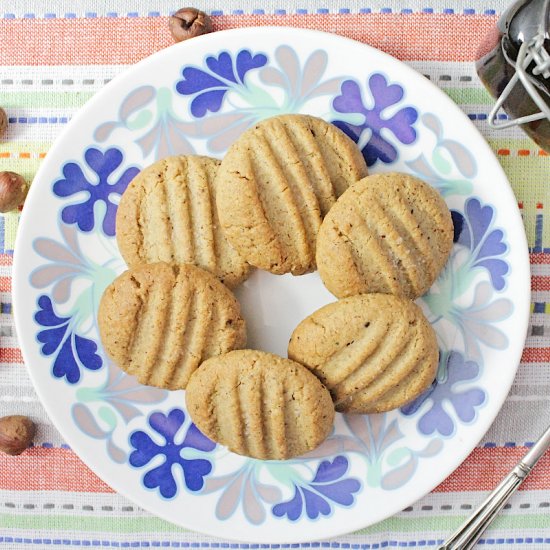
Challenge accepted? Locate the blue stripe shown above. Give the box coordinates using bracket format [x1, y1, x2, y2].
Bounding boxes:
[0, 9, 501, 18]
[535, 213, 544, 252]
[3, 539, 550, 548]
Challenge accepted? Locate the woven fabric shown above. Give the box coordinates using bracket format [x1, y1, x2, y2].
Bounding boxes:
[1, 1, 550, 548]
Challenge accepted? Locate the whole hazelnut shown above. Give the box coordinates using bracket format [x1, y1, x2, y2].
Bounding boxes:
[0, 108, 7, 139]
[169, 8, 213, 43]
[0, 171, 28, 213]
[0, 415, 36, 456]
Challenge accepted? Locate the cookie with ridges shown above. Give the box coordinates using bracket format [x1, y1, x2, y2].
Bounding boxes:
[185, 349, 335, 460]
[116, 155, 250, 288]
[288, 293, 439, 413]
[98, 262, 246, 390]
[316, 172, 454, 299]
[215, 114, 368, 275]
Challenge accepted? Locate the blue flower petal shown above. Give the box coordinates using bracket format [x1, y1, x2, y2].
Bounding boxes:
[176, 67, 226, 95]
[61, 200, 96, 233]
[181, 458, 213, 491]
[272, 486, 303, 521]
[143, 462, 178, 498]
[74, 334, 102, 371]
[313, 479, 361, 506]
[52, 334, 80, 384]
[475, 259, 508, 291]
[149, 409, 185, 440]
[54, 164, 89, 196]
[102, 200, 118, 237]
[477, 229, 507, 259]
[466, 199, 493, 250]
[206, 52, 238, 83]
[190, 89, 228, 118]
[302, 487, 331, 519]
[129, 431, 159, 467]
[37, 325, 68, 355]
[312, 456, 349, 483]
[182, 423, 216, 452]
[35, 295, 69, 327]
[333, 80, 365, 114]
[86, 148, 123, 178]
[235, 50, 268, 83]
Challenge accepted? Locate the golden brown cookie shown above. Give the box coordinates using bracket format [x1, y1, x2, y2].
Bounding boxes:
[116, 155, 250, 288]
[185, 349, 335, 459]
[288, 293, 439, 414]
[215, 114, 368, 275]
[98, 262, 246, 390]
[316, 172, 454, 299]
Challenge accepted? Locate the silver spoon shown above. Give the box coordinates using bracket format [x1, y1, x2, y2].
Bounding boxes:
[437, 424, 550, 550]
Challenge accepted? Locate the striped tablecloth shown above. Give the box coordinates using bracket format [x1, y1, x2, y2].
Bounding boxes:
[1, 1, 550, 548]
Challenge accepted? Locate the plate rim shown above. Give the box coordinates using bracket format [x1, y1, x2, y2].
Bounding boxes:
[12, 26, 532, 543]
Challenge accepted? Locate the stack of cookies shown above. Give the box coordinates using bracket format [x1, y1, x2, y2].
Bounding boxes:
[98, 113, 453, 461]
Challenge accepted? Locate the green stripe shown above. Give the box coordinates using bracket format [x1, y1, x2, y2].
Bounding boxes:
[443, 87, 494, 105]
[1, 512, 548, 534]
[0, 91, 95, 109]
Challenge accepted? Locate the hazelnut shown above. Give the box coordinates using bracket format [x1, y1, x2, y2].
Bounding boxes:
[0, 108, 7, 139]
[169, 8, 213, 43]
[0, 415, 36, 456]
[0, 171, 28, 213]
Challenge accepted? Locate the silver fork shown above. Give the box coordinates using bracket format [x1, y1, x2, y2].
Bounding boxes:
[437, 424, 550, 550]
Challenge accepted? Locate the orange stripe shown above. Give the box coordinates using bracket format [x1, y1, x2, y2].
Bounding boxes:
[521, 347, 550, 363]
[531, 252, 550, 264]
[0, 254, 13, 266]
[532, 275, 550, 292]
[0, 14, 497, 66]
[1, 348, 23, 363]
[435, 446, 550, 492]
[0, 445, 548, 494]
[0, 276, 11, 292]
[0, 447, 113, 492]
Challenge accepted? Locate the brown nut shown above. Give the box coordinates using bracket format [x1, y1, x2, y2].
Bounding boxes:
[169, 7, 213, 43]
[0, 415, 36, 456]
[0, 108, 7, 139]
[0, 171, 28, 213]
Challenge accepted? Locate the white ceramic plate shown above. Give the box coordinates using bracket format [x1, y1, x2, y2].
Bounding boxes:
[13, 28, 530, 543]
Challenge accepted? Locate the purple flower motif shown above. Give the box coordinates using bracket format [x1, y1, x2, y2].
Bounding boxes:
[35, 295, 103, 384]
[129, 409, 216, 499]
[53, 147, 140, 237]
[401, 351, 486, 437]
[176, 49, 268, 118]
[332, 74, 418, 166]
[272, 456, 361, 521]
[452, 198, 508, 291]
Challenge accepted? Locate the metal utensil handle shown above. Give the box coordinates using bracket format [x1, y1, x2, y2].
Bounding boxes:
[438, 424, 550, 550]
[438, 466, 526, 550]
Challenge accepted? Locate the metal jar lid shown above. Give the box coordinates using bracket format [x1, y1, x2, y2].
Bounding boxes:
[476, 0, 550, 149]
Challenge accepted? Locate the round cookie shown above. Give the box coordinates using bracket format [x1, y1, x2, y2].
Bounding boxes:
[288, 294, 439, 414]
[116, 155, 250, 288]
[98, 262, 246, 390]
[316, 172, 454, 299]
[185, 349, 335, 460]
[215, 114, 368, 275]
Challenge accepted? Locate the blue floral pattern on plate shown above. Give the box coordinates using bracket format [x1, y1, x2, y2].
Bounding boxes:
[35, 295, 103, 384]
[272, 457, 361, 521]
[176, 50, 268, 117]
[401, 351, 486, 437]
[129, 408, 216, 498]
[331, 74, 418, 166]
[18, 32, 528, 539]
[53, 147, 139, 237]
